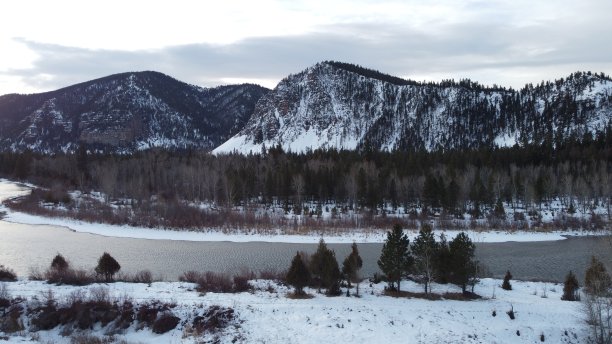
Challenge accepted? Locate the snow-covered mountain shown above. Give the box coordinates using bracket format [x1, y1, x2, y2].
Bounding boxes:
[0, 71, 269, 153]
[214, 61, 612, 154]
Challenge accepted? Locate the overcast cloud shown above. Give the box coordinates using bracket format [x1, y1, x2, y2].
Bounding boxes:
[1, 0, 611, 94]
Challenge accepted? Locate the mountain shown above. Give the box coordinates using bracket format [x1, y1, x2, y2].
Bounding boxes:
[0, 71, 269, 153]
[214, 61, 612, 154]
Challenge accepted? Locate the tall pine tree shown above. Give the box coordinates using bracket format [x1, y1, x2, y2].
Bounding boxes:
[411, 223, 438, 294]
[286, 252, 311, 295]
[449, 232, 476, 293]
[378, 224, 413, 292]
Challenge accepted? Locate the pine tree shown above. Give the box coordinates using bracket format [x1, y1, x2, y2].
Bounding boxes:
[435, 233, 452, 284]
[561, 271, 580, 301]
[310, 239, 328, 293]
[411, 223, 438, 294]
[449, 232, 476, 293]
[342, 242, 363, 290]
[50, 253, 69, 271]
[286, 252, 311, 295]
[94, 252, 121, 282]
[321, 249, 341, 296]
[493, 199, 506, 219]
[310, 239, 341, 295]
[584, 256, 611, 296]
[377, 224, 413, 292]
[502, 270, 512, 290]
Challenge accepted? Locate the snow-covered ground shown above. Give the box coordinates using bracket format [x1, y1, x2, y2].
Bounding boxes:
[0, 278, 589, 343]
[0, 179, 607, 244]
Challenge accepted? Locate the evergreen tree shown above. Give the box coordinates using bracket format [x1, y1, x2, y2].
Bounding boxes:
[321, 249, 341, 296]
[502, 270, 512, 290]
[310, 239, 329, 293]
[286, 252, 311, 295]
[449, 232, 476, 293]
[411, 223, 438, 294]
[493, 199, 506, 219]
[310, 239, 341, 294]
[342, 242, 363, 288]
[561, 271, 580, 301]
[377, 224, 413, 292]
[94, 252, 121, 282]
[435, 233, 453, 284]
[50, 253, 69, 271]
[584, 256, 611, 296]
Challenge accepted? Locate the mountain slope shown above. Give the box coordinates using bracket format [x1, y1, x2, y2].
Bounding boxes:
[0, 72, 269, 153]
[214, 62, 612, 154]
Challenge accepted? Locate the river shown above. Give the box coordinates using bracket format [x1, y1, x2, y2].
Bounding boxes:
[0, 182, 610, 282]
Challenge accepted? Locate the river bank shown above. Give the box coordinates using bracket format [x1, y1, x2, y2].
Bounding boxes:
[2, 179, 608, 244]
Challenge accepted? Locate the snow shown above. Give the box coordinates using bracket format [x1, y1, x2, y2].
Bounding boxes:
[0, 278, 590, 343]
[494, 133, 518, 147]
[0, 179, 604, 244]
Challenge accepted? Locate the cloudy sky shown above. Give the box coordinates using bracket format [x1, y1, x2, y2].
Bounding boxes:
[1, 0, 611, 95]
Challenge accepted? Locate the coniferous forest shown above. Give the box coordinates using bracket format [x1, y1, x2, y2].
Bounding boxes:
[1, 129, 610, 233]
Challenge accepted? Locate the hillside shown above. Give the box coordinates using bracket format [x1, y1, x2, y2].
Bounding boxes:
[0, 72, 269, 153]
[215, 62, 612, 154]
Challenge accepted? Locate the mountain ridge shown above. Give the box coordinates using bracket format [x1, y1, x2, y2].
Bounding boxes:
[214, 62, 612, 154]
[0, 71, 269, 153]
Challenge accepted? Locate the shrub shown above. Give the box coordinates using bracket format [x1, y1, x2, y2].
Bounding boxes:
[584, 256, 611, 295]
[233, 275, 251, 293]
[118, 270, 153, 284]
[46, 268, 94, 286]
[152, 312, 180, 334]
[561, 271, 580, 301]
[190, 305, 235, 335]
[0, 265, 17, 281]
[502, 270, 512, 290]
[197, 272, 233, 293]
[94, 252, 121, 282]
[50, 254, 69, 271]
[179, 271, 201, 283]
[258, 269, 285, 281]
[507, 305, 515, 320]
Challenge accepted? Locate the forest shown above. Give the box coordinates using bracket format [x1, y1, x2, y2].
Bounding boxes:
[0, 129, 611, 232]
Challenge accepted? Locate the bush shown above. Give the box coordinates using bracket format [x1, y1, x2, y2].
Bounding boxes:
[198, 272, 233, 293]
[117, 270, 153, 284]
[189, 305, 235, 335]
[46, 268, 94, 286]
[502, 270, 512, 291]
[94, 252, 121, 282]
[233, 275, 251, 293]
[258, 269, 285, 281]
[50, 254, 69, 271]
[584, 256, 611, 295]
[0, 265, 17, 282]
[179, 271, 201, 283]
[561, 271, 580, 301]
[152, 312, 180, 334]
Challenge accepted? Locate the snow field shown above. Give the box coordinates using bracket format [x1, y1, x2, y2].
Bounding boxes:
[1, 278, 589, 343]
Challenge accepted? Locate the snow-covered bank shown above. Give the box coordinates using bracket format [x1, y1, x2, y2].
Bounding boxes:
[0, 278, 589, 343]
[0, 179, 607, 244]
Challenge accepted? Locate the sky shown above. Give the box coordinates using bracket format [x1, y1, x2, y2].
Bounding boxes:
[1, 0, 611, 95]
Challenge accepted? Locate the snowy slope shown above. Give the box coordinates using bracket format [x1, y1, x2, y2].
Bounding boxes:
[1, 278, 590, 343]
[215, 62, 612, 154]
[0, 72, 269, 153]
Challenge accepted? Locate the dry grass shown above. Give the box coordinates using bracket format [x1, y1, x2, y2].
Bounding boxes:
[286, 292, 315, 299]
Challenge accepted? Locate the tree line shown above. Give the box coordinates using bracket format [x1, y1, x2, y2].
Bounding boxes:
[0, 131, 610, 230]
[287, 224, 479, 297]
